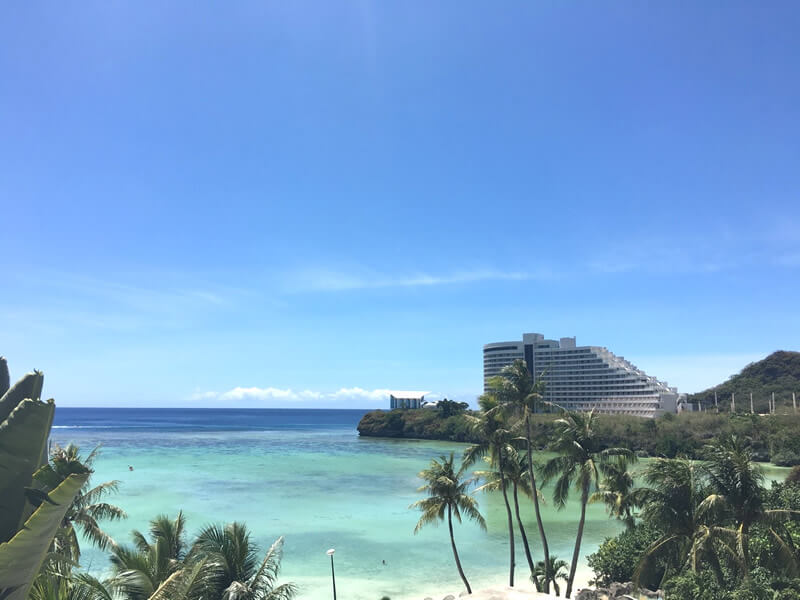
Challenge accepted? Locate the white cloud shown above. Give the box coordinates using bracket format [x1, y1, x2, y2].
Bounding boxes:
[190, 386, 396, 406]
[282, 267, 553, 293]
[330, 387, 392, 400]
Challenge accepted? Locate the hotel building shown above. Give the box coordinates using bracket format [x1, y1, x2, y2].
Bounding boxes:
[483, 333, 680, 418]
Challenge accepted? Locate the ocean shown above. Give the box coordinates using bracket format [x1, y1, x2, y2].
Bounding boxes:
[50, 408, 788, 599]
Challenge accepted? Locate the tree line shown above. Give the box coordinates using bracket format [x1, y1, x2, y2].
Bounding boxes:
[410, 360, 800, 599]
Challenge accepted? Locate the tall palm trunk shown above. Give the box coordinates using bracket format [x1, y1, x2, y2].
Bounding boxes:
[739, 522, 752, 582]
[448, 505, 472, 594]
[565, 482, 589, 599]
[498, 458, 515, 587]
[525, 414, 551, 593]
[512, 481, 539, 590]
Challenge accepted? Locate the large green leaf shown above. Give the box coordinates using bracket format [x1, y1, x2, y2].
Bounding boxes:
[0, 472, 89, 600]
[0, 397, 55, 544]
[0, 371, 44, 424]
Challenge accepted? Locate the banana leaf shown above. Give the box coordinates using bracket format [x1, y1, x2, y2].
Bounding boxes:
[0, 396, 55, 543]
[0, 472, 89, 600]
[0, 371, 44, 424]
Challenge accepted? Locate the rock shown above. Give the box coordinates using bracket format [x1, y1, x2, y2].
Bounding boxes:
[442, 595, 455, 600]
[575, 590, 597, 600]
[609, 582, 632, 597]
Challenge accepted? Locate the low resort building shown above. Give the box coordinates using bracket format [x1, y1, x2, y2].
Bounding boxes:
[483, 333, 683, 418]
[389, 391, 432, 409]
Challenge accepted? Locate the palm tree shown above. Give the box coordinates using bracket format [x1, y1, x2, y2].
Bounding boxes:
[191, 525, 296, 600]
[110, 513, 191, 600]
[33, 444, 126, 563]
[29, 573, 115, 600]
[486, 360, 553, 593]
[410, 453, 487, 594]
[632, 458, 709, 588]
[533, 555, 569, 597]
[540, 409, 634, 598]
[504, 449, 542, 588]
[700, 435, 800, 580]
[464, 408, 519, 587]
[589, 455, 639, 530]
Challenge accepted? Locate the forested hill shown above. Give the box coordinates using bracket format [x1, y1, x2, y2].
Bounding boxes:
[687, 350, 800, 412]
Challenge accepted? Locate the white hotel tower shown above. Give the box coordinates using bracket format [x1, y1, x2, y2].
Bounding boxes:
[483, 333, 680, 418]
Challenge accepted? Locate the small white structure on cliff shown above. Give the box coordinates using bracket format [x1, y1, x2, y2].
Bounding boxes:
[389, 391, 431, 409]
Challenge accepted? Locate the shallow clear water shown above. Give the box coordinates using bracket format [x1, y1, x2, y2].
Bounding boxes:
[51, 408, 789, 600]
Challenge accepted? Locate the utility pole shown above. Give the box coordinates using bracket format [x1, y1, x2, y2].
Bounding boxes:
[750, 393, 754, 414]
[794, 392, 797, 415]
[772, 392, 776, 415]
[731, 392, 735, 413]
[715, 391, 718, 409]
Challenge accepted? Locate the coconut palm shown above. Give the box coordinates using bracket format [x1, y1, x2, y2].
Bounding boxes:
[411, 453, 487, 594]
[464, 407, 519, 587]
[533, 555, 569, 597]
[699, 435, 800, 580]
[110, 513, 191, 600]
[540, 409, 634, 598]
[28, 573, 115, 600]
[191, 524, 296, 600]
[589, 455, 639, 530]
[632, 458, 710, 588]
[504, 449, 542, 588]
[33, 444, 126, 563]
[485, 360, 553, 593]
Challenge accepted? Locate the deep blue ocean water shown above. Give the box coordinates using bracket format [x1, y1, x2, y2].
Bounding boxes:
[54, 407, 369, 431]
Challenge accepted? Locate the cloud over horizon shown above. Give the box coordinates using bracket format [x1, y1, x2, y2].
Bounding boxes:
[188, 386, 442, 407]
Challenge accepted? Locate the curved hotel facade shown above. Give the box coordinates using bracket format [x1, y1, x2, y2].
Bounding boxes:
[484, 333, 681, 418]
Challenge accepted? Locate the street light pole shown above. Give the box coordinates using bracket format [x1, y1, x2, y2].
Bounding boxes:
[327, 548, 337, 600]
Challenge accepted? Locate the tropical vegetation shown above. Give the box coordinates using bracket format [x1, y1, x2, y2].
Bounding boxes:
[0, 358, 295, 600]
[408, 359, 800, 599]
[587, 439, 800, 599]
[360, 406, 800, 465]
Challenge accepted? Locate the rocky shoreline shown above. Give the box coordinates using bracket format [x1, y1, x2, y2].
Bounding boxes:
[574, 582, 663, 600]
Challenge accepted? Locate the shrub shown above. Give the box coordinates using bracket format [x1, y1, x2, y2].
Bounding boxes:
[662, 570, 723, 600]
[586, 523, 661, 588]
[769, 430, 800, 466]
[788, 465, 800, 484]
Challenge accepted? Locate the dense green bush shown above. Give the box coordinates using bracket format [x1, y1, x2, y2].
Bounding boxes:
[663, 570, 724, 600]
[788, 466, 800, 484]
[586, 523, 662, 588]
[769, 429, 800, 466]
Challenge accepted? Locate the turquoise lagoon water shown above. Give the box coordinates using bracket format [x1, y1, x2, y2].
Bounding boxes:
[51, 409, 790, 600]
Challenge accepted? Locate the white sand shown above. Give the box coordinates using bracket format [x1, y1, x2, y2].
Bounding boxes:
[411, 564, 596, 600]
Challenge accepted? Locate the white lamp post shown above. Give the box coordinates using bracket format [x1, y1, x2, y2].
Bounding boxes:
[326, 548, 337, 600]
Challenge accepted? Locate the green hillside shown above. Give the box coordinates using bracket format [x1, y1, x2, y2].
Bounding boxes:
[687, 350, 800, 413]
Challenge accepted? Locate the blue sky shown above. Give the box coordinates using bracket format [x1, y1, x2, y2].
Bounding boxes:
[1, 2, 799, 408]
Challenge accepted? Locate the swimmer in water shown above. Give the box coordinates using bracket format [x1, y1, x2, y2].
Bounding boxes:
[128, 465, 134, 471]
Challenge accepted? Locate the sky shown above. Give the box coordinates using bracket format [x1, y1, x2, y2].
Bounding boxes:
[1, 2, 799, 408]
